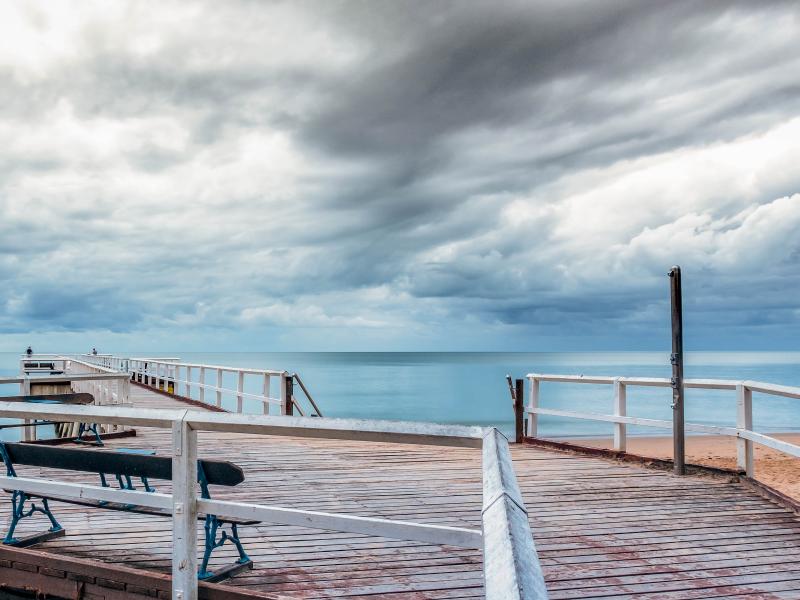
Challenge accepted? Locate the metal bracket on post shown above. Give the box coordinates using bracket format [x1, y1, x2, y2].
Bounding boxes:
[669, 266, 686, 476]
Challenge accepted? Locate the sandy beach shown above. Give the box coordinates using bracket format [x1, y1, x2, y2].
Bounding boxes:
[563, 433, 800, 500]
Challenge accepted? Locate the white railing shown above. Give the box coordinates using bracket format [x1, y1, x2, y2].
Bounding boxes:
[4, 356, 133, 441]
[76, 353, 320, 417]
[63, 357, 132, 408]
[525, 373, 800, 478]
[128, 358, 291, 415]
[0, 402, 547, 600]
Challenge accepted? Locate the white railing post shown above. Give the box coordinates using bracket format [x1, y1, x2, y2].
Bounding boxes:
[171, 414, 198, 600]
[171, 364, 179, 394]
[185, 366, 192, 398]
[613, 378, 626, 452]
[237, 371, 244, 413]
[199, 367, 206, 404]
[526, 376, 539, 438]
[21, 373, 33, 442]
[216, 369, 223, 408]
[262, 374, 271, 415]
[737, 383, 754, 477]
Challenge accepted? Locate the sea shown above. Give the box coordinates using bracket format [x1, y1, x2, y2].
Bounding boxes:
[2, 351, 799, 439]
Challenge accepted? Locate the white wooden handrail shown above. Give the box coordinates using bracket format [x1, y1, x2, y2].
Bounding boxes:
[75, 354, 295, 416]
[525, 373, 800, 478]
[10, 356, 133, 441]
[0, 401, 547, 600]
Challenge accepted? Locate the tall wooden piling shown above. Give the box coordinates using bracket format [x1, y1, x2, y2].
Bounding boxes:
[669, 265, 686, 476]
[514, 378, 524, 442]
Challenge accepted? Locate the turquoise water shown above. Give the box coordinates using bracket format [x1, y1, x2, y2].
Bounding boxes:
[1, 352, 799, 438]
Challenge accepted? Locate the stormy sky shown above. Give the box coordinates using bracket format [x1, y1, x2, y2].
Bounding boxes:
[1, 1, 800, 352]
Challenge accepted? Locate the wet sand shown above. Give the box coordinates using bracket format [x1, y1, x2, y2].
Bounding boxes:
[563, 433, 800, 500]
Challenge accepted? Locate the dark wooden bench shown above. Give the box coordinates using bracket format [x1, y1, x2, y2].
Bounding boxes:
[0, 393, 94, 405]
[0, 393, 104, 445]
[0, 442, 255, 581]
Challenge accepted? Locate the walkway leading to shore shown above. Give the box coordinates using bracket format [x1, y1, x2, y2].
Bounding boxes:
[1, 383, 800, 599]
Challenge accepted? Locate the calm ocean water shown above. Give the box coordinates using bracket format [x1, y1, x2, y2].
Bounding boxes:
[1, 351, 799, 438]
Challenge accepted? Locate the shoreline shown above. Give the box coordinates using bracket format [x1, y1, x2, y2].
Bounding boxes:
[551, 432, 800, 500]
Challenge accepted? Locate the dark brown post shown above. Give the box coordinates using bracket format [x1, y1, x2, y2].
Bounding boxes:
[514, 378, 525, 443]
[669, 265, 686, 475]
[284, 374, 294, 416]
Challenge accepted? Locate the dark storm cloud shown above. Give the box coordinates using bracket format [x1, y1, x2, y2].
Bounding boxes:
[303, 1, 798, 162]
[1, 0, 800, 348]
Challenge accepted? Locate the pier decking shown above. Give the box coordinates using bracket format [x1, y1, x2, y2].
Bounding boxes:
[2, 383, 800, 599]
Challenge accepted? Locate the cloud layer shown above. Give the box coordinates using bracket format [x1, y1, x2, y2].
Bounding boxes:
[1, 1, 799, 351]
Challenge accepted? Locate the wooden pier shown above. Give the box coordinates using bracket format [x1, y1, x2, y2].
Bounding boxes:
[1, 379, 800, 599]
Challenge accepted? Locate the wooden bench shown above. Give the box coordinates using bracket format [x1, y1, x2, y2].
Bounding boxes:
[0, 393, 104, 445]
[0, 442, 255, 582]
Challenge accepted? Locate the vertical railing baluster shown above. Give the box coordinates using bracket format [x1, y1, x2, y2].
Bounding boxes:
[737, 383, 754, 477]
[263, 374, 271, 415]
[237, 371, 244, 413]
[613, 378, 627, 452]
[216, 369, 223, 408]
[527, 376, 539, 438]
[186, 366, 192, 398]
[199, 367, 206, 404]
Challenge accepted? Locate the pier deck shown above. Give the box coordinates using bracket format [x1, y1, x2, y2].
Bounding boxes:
[2, 384, 800, 599]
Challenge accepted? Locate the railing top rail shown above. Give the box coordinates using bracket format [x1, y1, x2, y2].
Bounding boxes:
[482, 428, 547, 598]
[1, 373, 130, 386]
[0, 401, 486, 447]
[744, 380, 800, 400]
[131, 358, 285, 376]
[69, 357, 124, 374]
[525, 373, 796, 394]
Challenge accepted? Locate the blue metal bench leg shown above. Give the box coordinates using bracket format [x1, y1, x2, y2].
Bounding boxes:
[198, 515, 252, 582]
[198, 515, 218, 580]
[229, 523, 250, 564]
[74, 423, 104, 446]
[3, 491, 65, 547]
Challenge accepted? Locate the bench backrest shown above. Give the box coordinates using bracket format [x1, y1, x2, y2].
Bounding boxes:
[23, 362, 55, 369]
[1, 443, 244, 487]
